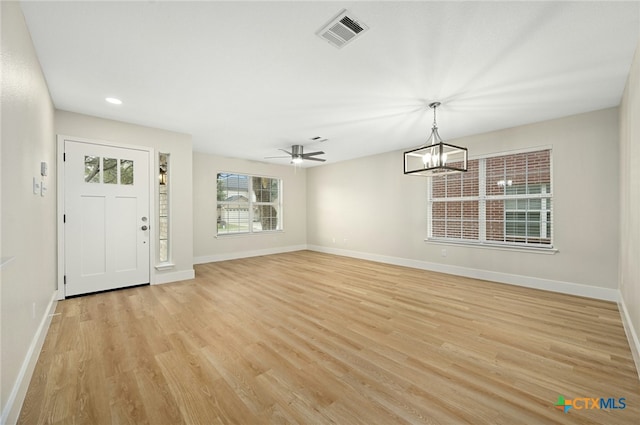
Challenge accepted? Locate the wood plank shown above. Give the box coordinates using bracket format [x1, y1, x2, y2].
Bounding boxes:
[18, 250, 640, 424]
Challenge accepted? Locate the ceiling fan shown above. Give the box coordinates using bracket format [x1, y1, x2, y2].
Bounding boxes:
[265, 144, 326, 164]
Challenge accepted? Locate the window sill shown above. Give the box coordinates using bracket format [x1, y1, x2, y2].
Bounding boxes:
[215, 230, 284, 239]
[425, 238, 558, 255]
[155, 263, 175, 271]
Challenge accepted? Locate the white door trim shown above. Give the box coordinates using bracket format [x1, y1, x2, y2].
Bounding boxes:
[57, 134, 156, 299]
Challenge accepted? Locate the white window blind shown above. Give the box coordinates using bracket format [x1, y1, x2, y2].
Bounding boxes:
[429, 149, 552, 248]
[217, 173, 282, 235]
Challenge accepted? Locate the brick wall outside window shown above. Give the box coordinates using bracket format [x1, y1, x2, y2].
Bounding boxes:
[431, 160, 479, 240]
[429, 149, 552, 247]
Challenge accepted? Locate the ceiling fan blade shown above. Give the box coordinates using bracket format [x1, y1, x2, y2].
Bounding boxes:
[302, 151, 325, 156]
[264, 155, 290, 159]
[304, 157, 326, 162]
[278, 149, 292, 155]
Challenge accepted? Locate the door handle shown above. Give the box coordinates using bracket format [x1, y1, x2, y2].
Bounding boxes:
[141, 225, 148, 231]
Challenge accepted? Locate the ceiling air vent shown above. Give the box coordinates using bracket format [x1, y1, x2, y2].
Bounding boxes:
[316, 9, 369, 49]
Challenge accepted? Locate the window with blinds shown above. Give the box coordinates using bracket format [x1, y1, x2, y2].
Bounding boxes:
[429, 149, 552, 248]
[216, 173, 283, 235]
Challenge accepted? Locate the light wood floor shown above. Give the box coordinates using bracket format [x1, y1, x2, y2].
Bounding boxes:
[19, 251, 640, 424]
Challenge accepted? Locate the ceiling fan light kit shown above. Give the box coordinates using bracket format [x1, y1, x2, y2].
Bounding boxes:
[404, 102, 468, 177]
[265, 144, 326, 165]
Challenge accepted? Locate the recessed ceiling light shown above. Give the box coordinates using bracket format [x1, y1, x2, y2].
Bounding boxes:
[105, 97, 122, 105]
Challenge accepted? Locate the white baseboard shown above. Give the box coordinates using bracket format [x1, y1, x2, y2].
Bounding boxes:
[306, 245, 620, 302]
[618, 292, 640, 381]
[194, 244, 308, 265]
[196, 244, 619, 302]
[152, 268, 195, 285]
[1, 291, 58, 425]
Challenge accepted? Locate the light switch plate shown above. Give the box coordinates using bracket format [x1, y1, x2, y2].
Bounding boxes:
[33, 177, 40, 194]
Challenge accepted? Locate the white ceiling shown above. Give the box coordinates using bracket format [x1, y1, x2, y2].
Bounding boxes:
[20, 1, 640, 166]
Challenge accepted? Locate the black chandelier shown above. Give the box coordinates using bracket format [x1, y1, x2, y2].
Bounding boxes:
[403, 102, 468, 176]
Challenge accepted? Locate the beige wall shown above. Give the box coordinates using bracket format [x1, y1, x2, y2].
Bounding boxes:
[55, 111, 194, 283]
[307, 108, 620, 297]
[1, 2, 57, 422]
[619, 39, 640, 371]
[193, 153, 307, 262]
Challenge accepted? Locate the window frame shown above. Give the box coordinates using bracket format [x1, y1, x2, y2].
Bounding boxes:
[427, 147, 554, 251]
[216, 172, 283, 236]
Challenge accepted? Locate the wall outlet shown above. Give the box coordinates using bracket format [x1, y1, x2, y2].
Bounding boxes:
[441, 248, 447, 257]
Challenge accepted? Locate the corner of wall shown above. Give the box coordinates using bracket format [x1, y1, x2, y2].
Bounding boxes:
[618, 292, 640, 381]
[617, 35, 640, 383]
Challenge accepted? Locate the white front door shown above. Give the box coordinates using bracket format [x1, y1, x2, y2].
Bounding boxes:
[64, 140, 150, 296]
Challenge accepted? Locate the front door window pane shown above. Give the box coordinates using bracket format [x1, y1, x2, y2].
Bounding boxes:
[84, 156, 101, 183]
[120, 159, 134, 185]
[104, 158, 117, 184]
